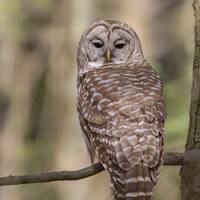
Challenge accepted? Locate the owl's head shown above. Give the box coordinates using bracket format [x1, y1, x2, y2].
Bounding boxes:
[77, 20, 144, 74]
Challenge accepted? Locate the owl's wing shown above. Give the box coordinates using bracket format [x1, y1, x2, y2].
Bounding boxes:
[77, 65, 166, 184]
[77, 70, 121, 166]
[77, 75, 108, 163]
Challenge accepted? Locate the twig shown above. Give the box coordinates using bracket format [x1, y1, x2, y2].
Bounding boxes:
[0, 151, 199, 187]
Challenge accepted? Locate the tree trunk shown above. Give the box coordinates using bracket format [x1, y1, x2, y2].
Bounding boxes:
[180, 0, 200, 199]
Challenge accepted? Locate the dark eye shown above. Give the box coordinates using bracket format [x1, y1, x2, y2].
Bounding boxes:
[114, 40, 126, 49]
[92, 39, 104, 48]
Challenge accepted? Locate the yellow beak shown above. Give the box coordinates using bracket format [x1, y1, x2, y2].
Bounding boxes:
[106, 49, 111, 63]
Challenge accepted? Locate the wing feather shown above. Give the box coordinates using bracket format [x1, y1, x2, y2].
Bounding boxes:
[77, 63, 166, 184]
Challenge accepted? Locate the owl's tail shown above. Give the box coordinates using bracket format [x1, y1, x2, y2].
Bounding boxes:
[111, 165, 153, 200]
[124, 165, 153, 200]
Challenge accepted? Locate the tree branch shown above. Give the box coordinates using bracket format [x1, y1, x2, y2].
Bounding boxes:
[1, 151, 200, 187]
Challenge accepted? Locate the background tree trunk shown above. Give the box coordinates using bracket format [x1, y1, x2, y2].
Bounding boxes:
[180, 0, 200, 199]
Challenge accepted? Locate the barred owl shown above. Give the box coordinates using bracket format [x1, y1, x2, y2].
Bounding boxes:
[76, 20, 166, 200]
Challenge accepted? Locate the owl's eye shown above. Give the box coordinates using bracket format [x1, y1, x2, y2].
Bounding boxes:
[92, 39, 104, 48]
[114, 40, 126, 49]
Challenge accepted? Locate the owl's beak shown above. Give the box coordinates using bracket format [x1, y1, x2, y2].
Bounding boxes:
[105, 49, 111, 63]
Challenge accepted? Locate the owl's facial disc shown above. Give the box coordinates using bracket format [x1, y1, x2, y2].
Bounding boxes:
[109, 28, 135, 64]
[83, 22, 143, 68]
[85, 25, 109, 66]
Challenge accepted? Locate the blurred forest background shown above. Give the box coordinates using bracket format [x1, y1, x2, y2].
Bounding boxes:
[0, 0, 194, 200]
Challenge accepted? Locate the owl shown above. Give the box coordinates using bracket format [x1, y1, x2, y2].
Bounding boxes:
[76, 20, 166, 200]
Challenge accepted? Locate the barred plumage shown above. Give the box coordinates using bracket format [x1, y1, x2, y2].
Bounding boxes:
[77, 20, 166, 200]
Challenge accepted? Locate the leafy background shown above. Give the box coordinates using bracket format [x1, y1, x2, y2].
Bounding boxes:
[0, 0, 193, 200]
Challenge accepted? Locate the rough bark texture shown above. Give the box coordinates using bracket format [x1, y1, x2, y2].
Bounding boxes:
[180, 1, 200, 199]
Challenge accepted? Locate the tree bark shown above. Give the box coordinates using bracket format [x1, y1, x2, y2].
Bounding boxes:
[180, 1, 200, 199]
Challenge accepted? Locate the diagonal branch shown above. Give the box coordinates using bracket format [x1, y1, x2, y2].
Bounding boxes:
[1, 151, 200, 187]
